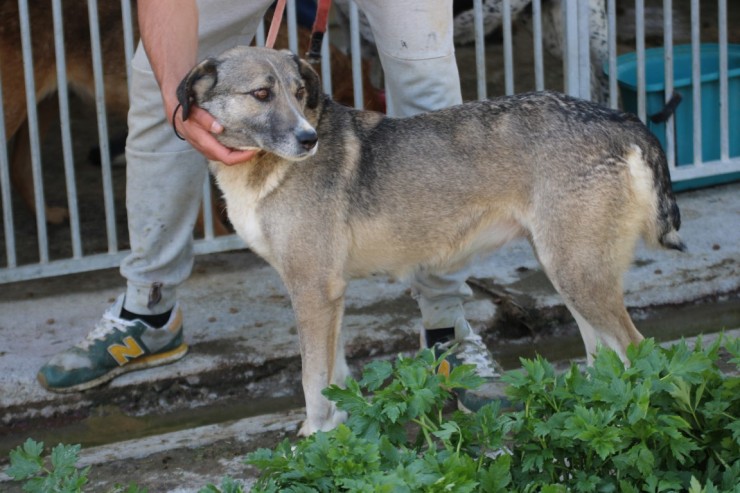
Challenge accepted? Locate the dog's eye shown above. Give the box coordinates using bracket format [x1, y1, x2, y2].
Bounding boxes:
[296, 87, 306, 100]
[251, 88, 271, 101]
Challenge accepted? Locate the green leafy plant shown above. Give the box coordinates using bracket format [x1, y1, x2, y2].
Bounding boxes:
[6, 336, 738, 492]
[5, 438, 145, 493]
[198, 476, 247, 493]
[6, 439, 91, 493]
[247, 336, 739, 492]
[503, 337, 740, 491]
[246, 349, 512, 492]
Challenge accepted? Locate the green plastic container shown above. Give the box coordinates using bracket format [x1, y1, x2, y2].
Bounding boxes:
[608, 44, 740, 189]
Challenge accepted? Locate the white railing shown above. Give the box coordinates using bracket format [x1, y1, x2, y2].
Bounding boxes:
[1, 0, 737, 283]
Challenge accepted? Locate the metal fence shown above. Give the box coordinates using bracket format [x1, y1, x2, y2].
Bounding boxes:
[1, 0, 738, 284]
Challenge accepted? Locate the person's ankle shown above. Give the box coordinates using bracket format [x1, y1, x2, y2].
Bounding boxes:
[422, 327, 455, 348]
[120, 307, 172, 328]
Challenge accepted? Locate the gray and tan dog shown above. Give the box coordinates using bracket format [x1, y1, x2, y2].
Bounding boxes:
[177, 46, 684, 436]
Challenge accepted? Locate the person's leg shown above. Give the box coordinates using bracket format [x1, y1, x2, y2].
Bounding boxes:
[354, 0, 468, 339]
[355, 0, 507, 411]
[36, 47, 198, 392]
[355, 0, 466, 333]
[38, 0, 273, 392]
[123, 0, 270, 319]
[355, 0, 462, 117]
[120, 47, 207, 320]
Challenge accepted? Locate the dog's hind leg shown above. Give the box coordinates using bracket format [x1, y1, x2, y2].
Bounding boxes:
[537, 245, 643, 363]
[287, 275, 351, 436]
[529, 214, 644, 363]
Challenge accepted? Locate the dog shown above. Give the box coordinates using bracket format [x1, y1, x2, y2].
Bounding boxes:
[1, 0, 132, 225]
[177, 46, 684, 435]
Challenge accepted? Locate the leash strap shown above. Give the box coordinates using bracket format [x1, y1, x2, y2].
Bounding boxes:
[265, 0, 287, 49]
[265, 0, 332, 63]
[306, 0, 332, 63]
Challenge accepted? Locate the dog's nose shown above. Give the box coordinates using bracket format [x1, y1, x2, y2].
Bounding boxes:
[296, 128, 318, 151]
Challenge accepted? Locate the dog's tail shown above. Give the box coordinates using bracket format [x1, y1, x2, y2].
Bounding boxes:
[643, 139, 687, 252]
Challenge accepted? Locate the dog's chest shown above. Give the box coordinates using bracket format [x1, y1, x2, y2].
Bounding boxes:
[226, 187, 269, 255]
[211, 162, 284, 260]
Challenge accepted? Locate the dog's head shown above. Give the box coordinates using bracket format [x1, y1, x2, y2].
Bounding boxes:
[177, 46, 322, 161]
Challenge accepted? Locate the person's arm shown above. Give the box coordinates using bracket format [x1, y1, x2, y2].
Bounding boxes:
[137, 0, 256, 164]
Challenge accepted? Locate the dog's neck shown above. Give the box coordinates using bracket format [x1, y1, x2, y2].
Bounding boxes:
[305, 94, 330, 128]
[210, 151, 289, 195]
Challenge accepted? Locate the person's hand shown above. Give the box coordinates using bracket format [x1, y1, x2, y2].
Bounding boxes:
[172, 103, 258, 165]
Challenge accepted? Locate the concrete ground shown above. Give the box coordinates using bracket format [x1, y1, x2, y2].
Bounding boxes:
[0, 181, 738, 491]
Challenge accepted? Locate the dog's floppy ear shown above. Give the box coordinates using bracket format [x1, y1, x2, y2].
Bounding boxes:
[295, 57, 321, 109]
[176, 57, 219, 120]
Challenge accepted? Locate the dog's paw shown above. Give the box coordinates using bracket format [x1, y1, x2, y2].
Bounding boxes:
[297, 409, 348, 437]
[45, 206, 69, 224]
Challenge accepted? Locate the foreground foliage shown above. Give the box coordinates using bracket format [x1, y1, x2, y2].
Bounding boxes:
[6, 336, 738, 492]
[5, 439, 143, 493]
[247, 336, 739, 492]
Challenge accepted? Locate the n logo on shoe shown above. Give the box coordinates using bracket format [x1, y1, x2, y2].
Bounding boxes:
[108, 336, 145, 365]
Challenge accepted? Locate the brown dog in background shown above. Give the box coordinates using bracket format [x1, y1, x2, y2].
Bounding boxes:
[1, 0, 131, 225]
[1, 2, 382, 232]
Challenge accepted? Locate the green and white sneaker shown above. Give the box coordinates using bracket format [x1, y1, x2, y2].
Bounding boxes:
[422, 318, 511, 413]
[37, 295, 188, 393]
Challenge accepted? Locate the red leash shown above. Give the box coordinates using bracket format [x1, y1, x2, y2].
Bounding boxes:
[265, 0, 287, 49]
[265, 0, 332, 63]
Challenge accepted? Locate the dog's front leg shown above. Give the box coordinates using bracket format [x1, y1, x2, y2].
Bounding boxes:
[287, 276, 351, 436]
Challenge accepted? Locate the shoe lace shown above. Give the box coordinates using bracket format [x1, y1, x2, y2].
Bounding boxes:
[440, 333, 501, 379]
[77, 314, 130, 350]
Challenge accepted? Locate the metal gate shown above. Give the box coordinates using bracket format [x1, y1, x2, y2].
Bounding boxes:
[1, 0, 738, 284]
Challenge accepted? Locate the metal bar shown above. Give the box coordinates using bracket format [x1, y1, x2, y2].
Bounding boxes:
[691, 0, 702, 165]
[349, 1, 364, 109]
[256, 19, 266, 46]
[320, 29, 332, 95]
[473, 0, 487, 100]
[502, 0, 514, 95]
[635, 0, 646, 122]
[18, 0, 50, 262]
[0, 233, 244, 284]
[0, 64, 17, 268]
[532, 0, 544, 91]
[563, 0, 581, 96]
[191, 235, 246, 255]
[663, 0, 676, 170]
[0, 236, 222, 283]
[578, 0, 592, 100]
[87, 0, 119, 253]
[718, 0, 729, 162]
[201, 171, 215, 240]
[667, 157, 740, 182]
[120, 0, 135, 99]
[607, 0, 618, 108]
[51, 0, 83, 259]
[287, 0, 298, 55]
[0, 251, 129, 284]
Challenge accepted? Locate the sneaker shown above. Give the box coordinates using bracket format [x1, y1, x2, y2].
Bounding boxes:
[37, 295, 189, 393]
[422, 318, 511, 413]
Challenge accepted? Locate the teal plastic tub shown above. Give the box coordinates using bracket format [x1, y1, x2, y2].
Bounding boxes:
[608, 44, 740, 189]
